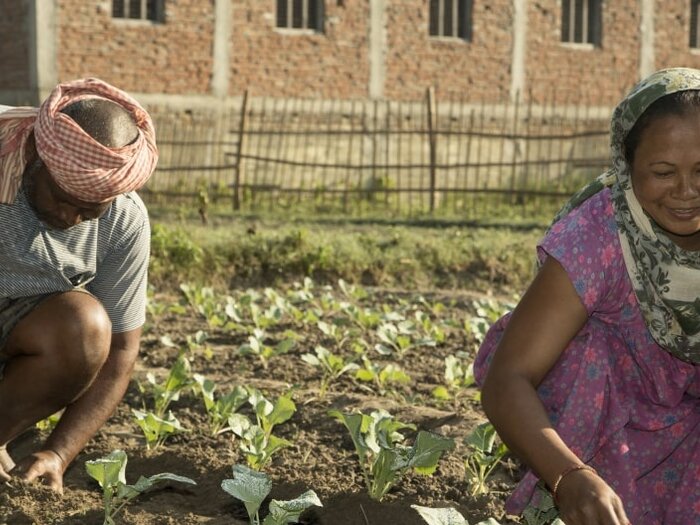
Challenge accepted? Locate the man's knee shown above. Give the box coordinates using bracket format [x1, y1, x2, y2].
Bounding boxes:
[7, 291, 112, 376]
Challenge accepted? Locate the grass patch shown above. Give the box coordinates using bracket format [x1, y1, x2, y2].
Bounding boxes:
[149, 209, 543, 295]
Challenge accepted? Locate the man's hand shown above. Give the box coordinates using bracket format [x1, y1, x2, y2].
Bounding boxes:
[556, 469, 631, 525]
[12, 449, 66, 494]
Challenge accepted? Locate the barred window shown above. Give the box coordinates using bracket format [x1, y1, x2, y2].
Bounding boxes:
[276, 0, 324, 32]
[561, 0, 602, 45]
[429, 0, 473, 41]
[112, 0, 164, 22]
[691, 0, 700, 48]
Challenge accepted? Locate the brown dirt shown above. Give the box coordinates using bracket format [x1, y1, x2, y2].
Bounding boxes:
[0, 287, 523, 525]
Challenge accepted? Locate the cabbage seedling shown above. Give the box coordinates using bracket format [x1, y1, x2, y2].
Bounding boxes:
[464, 422, 508, 496]
[301, 345, 359, 397]
[227, 389, 296, 470]
[355, 356, 411, 396]
[432, 354, 476, 401]
[238, 329, 296, 370]
[329, 409, 455, 501]
[85, 449, 196, 525]
[221, 464, 322, 525]
[412, 505, 502, 525]
[193, 374, 248, 436]
[132, 409, 185, 450]
[141, 353, 193, 418]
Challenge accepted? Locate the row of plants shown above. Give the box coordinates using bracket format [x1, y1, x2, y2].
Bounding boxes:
[41, 278, 517, 524]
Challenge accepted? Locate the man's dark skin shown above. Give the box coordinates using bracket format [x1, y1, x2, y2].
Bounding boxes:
[0, 100, 143, 493]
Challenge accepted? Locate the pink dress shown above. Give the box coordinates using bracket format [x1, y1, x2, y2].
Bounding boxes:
[474, 189, 700, 524]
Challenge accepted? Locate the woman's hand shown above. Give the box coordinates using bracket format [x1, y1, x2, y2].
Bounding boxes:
[556, 469, 630, 525]
[12, 449, 66, 494]
[0, 445, 14, 482]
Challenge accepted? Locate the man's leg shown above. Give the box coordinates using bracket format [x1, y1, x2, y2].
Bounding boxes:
[0, 291, 111, 454]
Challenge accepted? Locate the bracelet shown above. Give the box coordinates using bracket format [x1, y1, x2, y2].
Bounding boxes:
[551, 464, 597, 502]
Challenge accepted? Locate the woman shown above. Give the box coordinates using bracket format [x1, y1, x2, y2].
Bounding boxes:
[475, 68, 700, 525]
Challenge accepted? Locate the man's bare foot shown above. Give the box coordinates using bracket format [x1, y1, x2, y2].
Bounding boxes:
[0, 445, 16, 473]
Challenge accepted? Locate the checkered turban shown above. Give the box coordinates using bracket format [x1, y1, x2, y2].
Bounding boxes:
[0, 78, 158, 203]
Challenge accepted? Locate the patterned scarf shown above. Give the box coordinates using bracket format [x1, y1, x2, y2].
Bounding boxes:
[552, 68, 700, 364]
[0, 77, 158, 204]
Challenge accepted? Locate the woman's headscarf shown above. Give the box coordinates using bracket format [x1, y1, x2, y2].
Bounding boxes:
[552, 67, 700, 364]
[0, 77, 158, 204]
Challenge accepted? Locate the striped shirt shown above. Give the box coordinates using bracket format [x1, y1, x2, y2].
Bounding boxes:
[0, 186, 150, 333]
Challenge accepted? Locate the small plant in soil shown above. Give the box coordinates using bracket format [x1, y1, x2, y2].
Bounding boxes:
[85, 449, 196, 525]
[193, 373, 249, 436]
[228, 388, 296, 470]
[431, 353, 476, 401]
[329, 409, 455, 501]
[238, 329, 296, 370]
[140, 352, 193, 418]
[355, 355, 411, 396]
[412, 504, 502, 525]
[131, 409, 186, 450]
[464, 422, 508, 496]
[301, 345, 359, 398]
[221, 463, 322, 525]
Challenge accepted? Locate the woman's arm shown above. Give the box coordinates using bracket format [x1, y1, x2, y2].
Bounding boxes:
[481, 257, 630, 525]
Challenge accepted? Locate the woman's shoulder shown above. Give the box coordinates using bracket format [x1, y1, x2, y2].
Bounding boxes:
[544, 188, 617, 246]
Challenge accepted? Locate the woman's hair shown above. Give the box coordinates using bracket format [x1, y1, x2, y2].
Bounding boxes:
[624, 89, 700, 165]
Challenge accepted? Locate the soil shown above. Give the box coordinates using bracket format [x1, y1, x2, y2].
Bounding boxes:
[0, 286, 523, 525]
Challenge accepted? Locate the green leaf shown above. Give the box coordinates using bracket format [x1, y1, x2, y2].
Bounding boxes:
[328, 410, 369, 463]
[131, 472, 196, 493]
[464, 422, 497, 453]
[263, 490, 323, 525]
[264, 395, 296, 430]
[409, 431, 455, 475]
[431, 386, 451, 400]
[221, 464, 272, 520]
[411, 505, 469, 525]
[85, 449, 128, 488]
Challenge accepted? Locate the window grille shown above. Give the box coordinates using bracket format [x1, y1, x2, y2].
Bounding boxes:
[276, 0, 324, 32]
[429, 0, 473, 41]
[691, 0, 700, 48]
[112, 0, 164, 22]
[561, 0, 601, 45]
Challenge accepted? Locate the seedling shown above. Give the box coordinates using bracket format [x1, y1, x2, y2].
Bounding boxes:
[521, 487, 566, 525]
[432, 354, 476, 401]
[228, 389, 296, 470]
[355, 355, 411, 396]
[238, 329, 296, 370]
[193, 374, 248, 436]
[412, 505, 502, 525]
[464, 422, 508, 496]
[132, 409, 185, 450]
[180, 283, 228, 328]
[141, 353, 193, 418]
[221, 464, 322, 525]
[301, 345, 359, 397]
[374, 321, 437, 359]
[85, 449, 196, 525]
[35, 411, 61, 432]
[329, 409, 455, 501]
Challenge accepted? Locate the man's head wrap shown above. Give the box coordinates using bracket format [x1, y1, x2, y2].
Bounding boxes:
[0, 77, 158, 203]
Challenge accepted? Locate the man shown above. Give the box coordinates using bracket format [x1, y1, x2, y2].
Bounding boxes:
[0, 78, 158, 493]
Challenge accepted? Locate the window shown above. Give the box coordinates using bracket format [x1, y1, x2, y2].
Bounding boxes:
[561, 0, 602, 45]
[691, 0, 700, 48]
[429, 0, 473, 41]
[276, 0, 324, 32]
[112, 0, 164, 22]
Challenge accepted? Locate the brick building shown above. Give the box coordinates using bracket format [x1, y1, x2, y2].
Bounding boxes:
[2, 0, 700, 109]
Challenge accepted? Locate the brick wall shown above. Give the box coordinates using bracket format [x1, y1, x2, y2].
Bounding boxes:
[0, 0, 31, 90]
[228, 2, 370, 99]
[525, 0, 640, 106]
[57, 0, 214, 95]
[654, 0, 700, 69]
[384, 0, 514, 102]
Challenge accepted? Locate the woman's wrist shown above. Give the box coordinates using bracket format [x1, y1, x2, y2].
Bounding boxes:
[550, 463, 598, 502]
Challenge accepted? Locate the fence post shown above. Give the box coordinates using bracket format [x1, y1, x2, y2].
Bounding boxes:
[233, 89, 249, 210]
[426, 86, 437, 213]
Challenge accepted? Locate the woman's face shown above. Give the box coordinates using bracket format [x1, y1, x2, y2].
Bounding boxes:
[631, 111, 700, 250]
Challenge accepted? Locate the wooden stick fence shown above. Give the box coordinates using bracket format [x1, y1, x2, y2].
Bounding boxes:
[145, 89, 612, 220]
